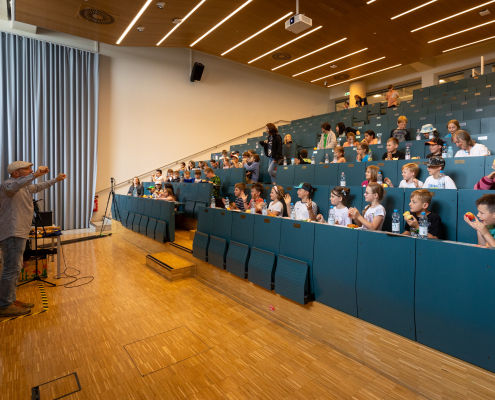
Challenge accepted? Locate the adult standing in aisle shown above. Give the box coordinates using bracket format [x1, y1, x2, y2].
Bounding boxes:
[260, 123, 283, 184]
[0, 162, 67, 317]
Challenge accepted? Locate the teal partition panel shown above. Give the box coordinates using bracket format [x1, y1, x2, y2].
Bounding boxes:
[451, 99, 478, 111]
[370, 119, 388, 131]
[177, 183, 189, 203]
[366, 161, 398, 187]
[484, 155, 495, 176]
[380, 187, 405, 233]
[212, 208, 232, 242]
[208, 236, 228, 269]
[230, 168, 246, 184]
[444, 157, 484, 190]
[313, 225, 358, 316]
[231, 212, 254, 247]
[356, 230, 416, 340]
[398, 140, 429, 159]
[407, 108, 428, 119]
[413, 87, 429, 98]
[151, 199, 161, 220]
[274, 255, 310, 304]
[146, 218, 157, 239]
[248, 248, 276, 291]
[466, 75, 486, 87]
[302, 132, 318, 148]
[338, 162, 366, 187]
[481, 117, 495, 134]
[187, 183, 199, 200]
[314, 163, 339, 187]
[132, 214, 141, 232]
[456, 119, 481, 136]
[143, 198, 154, 218]
[415, 240, 495, 373]
[198, 183, 213, 204]
[479, 96, 495, 108]
[428, 103, 451, 115]
[447, 79, 466, 92]
[197, 207, 215, 235]
[457, 189, 493, 244]
[137, 198, 145, 215]
[185, 200, 195, 218]
[277, 165, 295, 185]
[308, 149, 325, 164]
[159, 201, 175, 242]
[464, 105, 495, 121]
[456, 87, 476, 95]
[429, 83, 448, 95]
[226, 241, 250, 279]
[155, 220, 167, 243]
[312, 186, 330, 218]
[466, 89, 491, 101]
[139, 216, 148, 236]
[294, 165, 315, 184]
[192, 231, 209, 261]
[130, 197, 139, 213]
[252, 215, 281, 256]
[442, 94, 465, 104]
[279, 219, 315, 292]
[435, 110, 463, 126]
[404, 188, 456, 241]
[125, 212, 135, 230]
[410, 115, 435, 129]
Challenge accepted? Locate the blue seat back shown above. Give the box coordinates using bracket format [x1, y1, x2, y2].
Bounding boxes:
[212, 208, 232, 242]
[198, 182, 213, 204]
[479, 95, 495, 107]
[230, 167, 246, 184]
[380, 187, 405, 232]
[230, 212, 254, 247]
[338, 162, 366, 187]
[314, 163, 339, 186]
[447, 79, 466, 92]
[442, 94, 465, 104]
[197, 207, 214, 235]
[466, 89, 491, 101]
[451, 98, 478, 111]
[252, 215, 281, 256]
[277, 165, 294, 185]
[464, 105, 495, 121]
[413, 87, 429, 98]
[444, 157, 484, 190]
[465, 75, 486, 88]
[457, 189, 493, 244]
[481, 117, 495, 134]
[428, 103, 451, 115]
[435, 110, 463, 126]
[294, 165, 315, 184]
[406, 107, 428, 119]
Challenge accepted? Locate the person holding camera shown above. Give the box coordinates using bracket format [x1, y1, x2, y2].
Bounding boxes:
[0, 162, 67, 317]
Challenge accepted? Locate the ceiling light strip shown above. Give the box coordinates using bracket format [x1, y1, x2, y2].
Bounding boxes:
[411, 0, 495, 32]
[157, 0, 208, 45]
[293, 48, 368, 77]
[311, 57, 386, 82]
[428, 20, 495, 43]
[271, 38, 347, 71]
[190, 0, 253, 47]
[248, 26, 323, 64]
[221, 12, 293, 56]
[326, 64, 402, 88]
[367, 1, 376, 4]
[391, 0, 437, 20]
[443, 35, 495, 52]
[117, 0, 153, 44]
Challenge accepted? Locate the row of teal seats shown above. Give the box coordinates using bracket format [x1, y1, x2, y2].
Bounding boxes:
[192, 208, 495, 373]
[413, 72, 495, 98]
[112, 194, 176, 242]
[276, 155, 495, 191]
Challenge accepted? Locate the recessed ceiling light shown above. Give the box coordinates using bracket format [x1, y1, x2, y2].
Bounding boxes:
[367, 0, 376, 3]
[428, 20, 495, 43]
[271, 38, 346, 70]
[221, 12, 293, 56]
[293, 48, 368, 77]
[311, 57, 385, 82]
[374, 94, 381, 97]
[248, 26, 322, 64]
[439, 79, 446, 83]
[391, 0, 437, 20]
[157, 0, 207, 46]
[442, 34, 495, 52]
[326, 64, 402, 87]
[117, 0, 153, 44]
[411, 0, 495, 32]
[329, 65, 338, 68]
[191, 0, 253, 47]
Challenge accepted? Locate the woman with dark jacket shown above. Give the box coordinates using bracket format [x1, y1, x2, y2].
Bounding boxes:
[260, 123, 283, 184]
[127, 177, 144, 196]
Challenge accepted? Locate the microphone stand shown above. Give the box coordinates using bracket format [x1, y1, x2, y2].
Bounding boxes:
[18, 200, 56, 287]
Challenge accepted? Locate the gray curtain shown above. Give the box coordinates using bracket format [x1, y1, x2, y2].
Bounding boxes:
[0, 31, 99, 230]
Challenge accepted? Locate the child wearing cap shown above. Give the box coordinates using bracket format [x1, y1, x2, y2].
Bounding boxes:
[464, 194, 495, 247]
[452, 130, 490, 157]
[390, 116, 411, 142]
[385, 163, 423, 188]
[424, 156, 457, 189]
[425, 138, 444, 158]
[420, 124, 439, 139]
[382, 137, 405, 160]
[284, 183, 318, 221]
[403, 189, 441, 239]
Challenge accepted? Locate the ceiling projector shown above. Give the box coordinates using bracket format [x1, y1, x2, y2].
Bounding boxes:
[285, 14, 312, 34]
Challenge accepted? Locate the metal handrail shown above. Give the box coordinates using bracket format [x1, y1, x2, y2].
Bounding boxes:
[96, 119, 290, 194]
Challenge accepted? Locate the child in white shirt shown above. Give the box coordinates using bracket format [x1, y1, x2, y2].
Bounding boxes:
[348, 183, 386, 231]
[267, 185, 288, 217]
[317, 186, 352, 226]
[423, 156, 457, 189]
[385, 163, 423, 188]
[284, 183, 318, 221]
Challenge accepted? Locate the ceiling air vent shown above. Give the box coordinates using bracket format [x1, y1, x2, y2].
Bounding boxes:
[78, 5, 119, 25]
[334, 74, 350, 80]
[272, 52, 291, 61]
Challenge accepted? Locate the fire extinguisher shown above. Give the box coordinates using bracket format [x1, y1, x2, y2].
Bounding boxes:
[93, 195, 98, 212]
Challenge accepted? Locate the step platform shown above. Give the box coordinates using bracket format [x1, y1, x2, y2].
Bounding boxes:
[145, 252, 196, 281]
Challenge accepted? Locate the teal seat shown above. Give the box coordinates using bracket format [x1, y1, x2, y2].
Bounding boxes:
[429, 83, 449, 96]
[452, 98, 478, 111]
[481, 117, 495, 134]
[314, 163, 339, 186]
[455, 119, 481, 136]
[282, 143, 297, 160]
[159, 201, 175, 242]
[302, 131, 318, 148]
[356, 230, 416, 340]
[396, 139, 428, 158]
[403, 102, 421, 111]
[366, 160, 398, 187]
[309, 149, 325, 164]
[465, 75, 486, 88]
[386, 106, 403, 119]
[139, 216, 148, 235]
[413, 87, 429, 98]
[178, 183, 189, 203]
[184, 200, 195, 218]
[435, 90, 456, 99]
[120, 210, 129, 226]
[410, 115, 435, 129]
[187, 183, 199, 201]
[466, 89, 491, 101]
[380, 187, 405, 232]
[277, 165, 295, 185]
[132, 214, 141, 232]
[143, 198, 154, 218]
[447, 79, 466, 92]
[442, 94, 465, 104]
[193, 202, 206, 219]
[370, 119, 388, 131]
[198, 182, 213, 204]
[353, 123, 369, 133]
[464, 105, 495, 121]
[294, 164, 315, 184]
[197, 207, 214, 235]
[338, 162, 366, 187]
[415, 240, 495, 373]
[226, 241, 250, 279]
[455, 86, 477, 95]
[367, 103, 380, 116]
[146, 218, 157, 239]
[212, 208, 232, 242]
[208, 236, 227, 269]
[274, 255, 310, 304]
[435, 110, 463, 126]
[313, 225, 358, 316]
[155, 220, 167, 243]
[406, 108, 427, 119]
[428, 103, 451, 115]
[125, 212, 135, 230]
[130, 197, 139, 213]
[479, 95, 495, 107]
[487, 71, 495, 85]
[457, 189, 493, 244]
[247, 248, 276, 291]
[230, 167, 246, 184]
[231, 212, 254, 246]
[422, 98, 443, 108]
[312, 186, 330, 219]
[253, 214, 281, 256]
[192, 231, 209, 261]
[151, 199, 162, 220]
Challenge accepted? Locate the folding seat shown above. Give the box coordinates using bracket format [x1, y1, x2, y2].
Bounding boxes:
[444, 157, 484, 190]
[413, 87, 429, 98]
[465, 75, 486, 88]
[442, 94, 465, 104]
[155, 220, 167, 243]
[466, 89, 491, 101]
[486, 71, 495, 85]
[409, 115, 435, 129]
[146, 218, 157, 239]
[380, 187, 405, 232]
[429, 83, 449, 96]
[193, 231, 209, 261]
[294, 165, 315, 184]
[132, 214, 141, 232]
[478, 95, 495, 107]
[455, 87, 476, 95]
[314, 163, 339, 186]
[406, 108, 427, 119]
[481, 117, 495, 134]
[457, 119, 481, 136]
[435, 110, 463, 126]
[435, 90, 456, 100]
[428, 103, 452, 115]
[447, 79, 466, 92]
[451, 98, 478, 111]
[422, 98, 443, 108]
[338, 162, 366, 187]
[464, 105, 495, 121]
[139, 216, 148, 236]
[477, 84, 493, 92]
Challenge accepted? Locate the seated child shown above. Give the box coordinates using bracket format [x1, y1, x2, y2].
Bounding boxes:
[446, 119, 460, 138]
[403, 189, 441, 239]
[425, 138, 444, 158]
[268, 186, 288, 217]
[362, 165, 380, 187]
[226, 183, 247, 211]
[284, 183, 318, 221]
[223, 159, 231, 169]
[151, 169, 166, 183]
[356, 142, 370, 162]
[421, 124, 439, 139]
[475, 164, 495, 190]
[424, 156, 457, 189]
[183, 171, 194, 183]
[333, 146, 346, 163]
[166, 169, 174, 182]
[348, 183, 386, 231]
[385, 163, 423, 188]
[221, 149, 228, 160]
[154, 182, 164, 195]
[158, 188, 176, 202]
[464, 194, 495, 247]
[242, 151, 250, 166]
[390, 116, 411, 142]
[343, 132, 356, 148]
[245, 154, 260, 183]
[180, 162, 186, 171]
[382, 137, 405, 160]
[364, 130, 378, 145]
[194, 170, 203, 183]
[188, 160, 196, 170]
[316, 186, 352, 226]
[247, 183, 264, 213]
[171, 171, 181, 182]
[295, 149, 311, 164]
[205, 167, 222, 207]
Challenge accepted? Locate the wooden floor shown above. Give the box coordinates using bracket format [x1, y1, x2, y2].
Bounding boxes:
[0, 225, 429, 399]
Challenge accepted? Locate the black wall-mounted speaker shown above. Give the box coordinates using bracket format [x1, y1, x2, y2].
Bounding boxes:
[190, 62, 204, 82]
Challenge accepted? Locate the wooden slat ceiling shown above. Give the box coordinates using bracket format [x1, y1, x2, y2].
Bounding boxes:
[15, 0, 495, 86]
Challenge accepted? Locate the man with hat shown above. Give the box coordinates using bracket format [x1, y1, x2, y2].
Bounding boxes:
[425, 138, 445, 159]
[0, 162, 67, 317]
